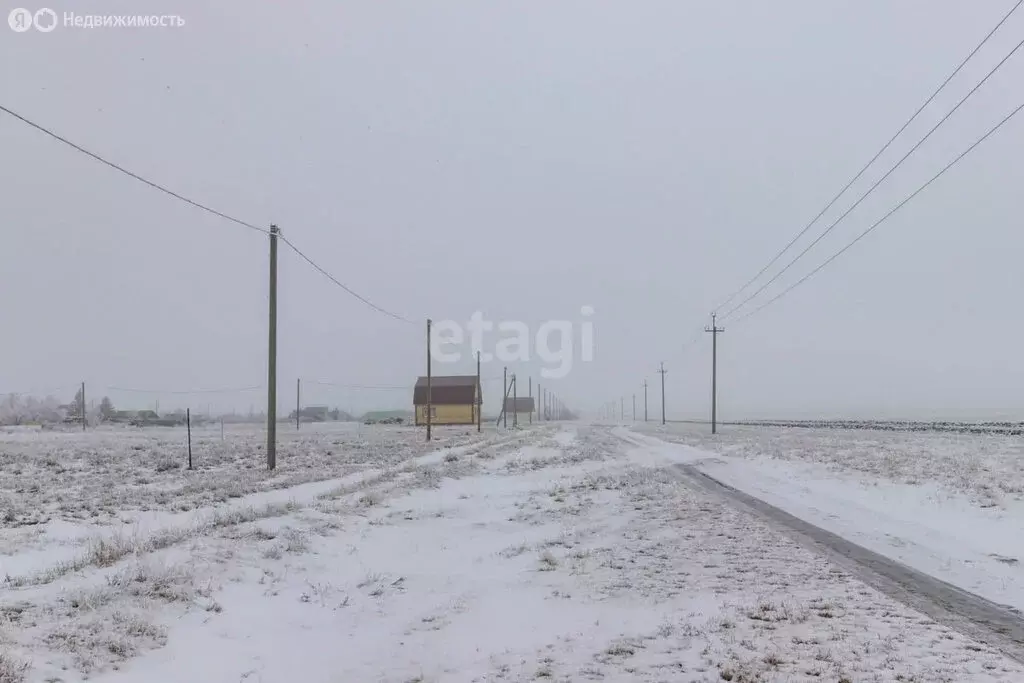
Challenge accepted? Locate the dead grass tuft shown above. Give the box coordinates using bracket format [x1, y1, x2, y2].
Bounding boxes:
[538, 550, 559, 571]
[0, 653, 29, 683]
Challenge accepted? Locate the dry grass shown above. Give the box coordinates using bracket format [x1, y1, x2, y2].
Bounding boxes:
[6, 500, 303, 588]
[538, 550, 559, 571]
[0, 654, 29, 683]
[0, 423, 490, 528]
[45, 610, 166, 672]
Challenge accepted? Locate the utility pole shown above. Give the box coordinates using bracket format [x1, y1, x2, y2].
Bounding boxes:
[81, 381, 86, 431]
[632, 394, 636, 421]
[658, 362, 667, 425]
[620, 397, 623, 421]
[528, 377, 532, 424]
[537, 384, 541, 422]
[267, 224, 279, 470]
[643, 380, 648, 422]
[503, 366, 508, 428]
[476, 351, 481, 433]
[296, 378, 301, 430]
[513, 374, 518, 428]
[426, 318, 432, 441]
[705, 313, 725, 434]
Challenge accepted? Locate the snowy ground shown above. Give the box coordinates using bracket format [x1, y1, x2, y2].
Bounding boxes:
[2, 423, 1021, 681]
[630, 422, 1024, 616]
[635, 422, 1024, 508]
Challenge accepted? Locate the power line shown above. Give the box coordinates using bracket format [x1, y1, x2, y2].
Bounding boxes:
[711, 0, 1024, 316]
[729, 98, 1024, 326]
[307, 380, 408, 390]
[0, 103, 424, 325]
[0, 104, 269, 235]
[280, 236, 417, 325]
[106, 385, 263, 394]
[719, 34, 1024, 322]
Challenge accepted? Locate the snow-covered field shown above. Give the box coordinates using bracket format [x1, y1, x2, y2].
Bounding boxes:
[637, 422, 1024, 509]
[2, 423, 1021, 681]
[0, 423, 492, 526]
[630, 423, 1024, 616]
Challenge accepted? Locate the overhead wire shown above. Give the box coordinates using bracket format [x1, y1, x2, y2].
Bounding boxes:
[711, 0, 1024, 316]
[279, 236, 417, 325]
[106, 385, 263, 394]
[0, 103, 421, 325]
[718, 34, 1024, 322]
[728, 98, 1024, 326]
[0, 104, 269, 235]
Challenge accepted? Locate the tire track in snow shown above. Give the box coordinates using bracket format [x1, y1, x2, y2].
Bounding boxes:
[666, 461, 1024, 664]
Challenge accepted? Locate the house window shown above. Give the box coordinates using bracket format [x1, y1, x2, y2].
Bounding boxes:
[429, 406, 437, 418]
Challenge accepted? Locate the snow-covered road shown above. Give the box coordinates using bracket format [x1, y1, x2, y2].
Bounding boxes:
[4, 424, 1023, 681]
[624, 425, 1024, 616]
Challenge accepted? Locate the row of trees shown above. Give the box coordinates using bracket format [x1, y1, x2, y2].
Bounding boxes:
[0, 388, 116, 426]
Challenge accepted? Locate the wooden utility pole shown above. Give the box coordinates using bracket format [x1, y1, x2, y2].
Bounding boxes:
[296, 378, 301, 430]
[426, 318, 432, 442]
[476, 351, 481, 433]
[186, 408, 193, 470]
[267, 224, 279, 470]
[705, 313, 725, 434]
[80, 381, 86, 431]
[528, 377, 532, 424]
[658, 362, 667, 425]
[512, 375, 518, 428]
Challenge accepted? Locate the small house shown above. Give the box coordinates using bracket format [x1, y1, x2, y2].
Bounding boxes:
[413, 376, 480, 426]
[504, 396, 535, 422]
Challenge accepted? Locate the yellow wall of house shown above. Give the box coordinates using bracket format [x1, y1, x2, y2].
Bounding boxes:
[416, 404, 477, 425]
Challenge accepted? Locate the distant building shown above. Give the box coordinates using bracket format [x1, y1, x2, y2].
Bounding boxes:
[504, 396, 535, 421]
[413, 376, 480, 426]
[290, 406, 332, 422]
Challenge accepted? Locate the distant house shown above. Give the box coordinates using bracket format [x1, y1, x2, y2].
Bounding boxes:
[413, 376, 480, 426]
[504, 396, 535, 422]
[291, 405, 330, 422]
[361, 410, 413, 423]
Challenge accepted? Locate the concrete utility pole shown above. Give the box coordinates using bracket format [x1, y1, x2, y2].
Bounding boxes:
[426, 318, 432, 442]
[643, 380, 648, 422]
[267, 224, 279, 470]
[537, 384, 541, 422]
[632, 394, 636, 421]
[296, 378, 301, 430]
[705, 313, 725, 434]
[81, 381, 86, 431]
[658, 362, 667, 425]
[503, 366, 508, 429]
[620, 397, 624, 421]
[476, 351, 481, 433]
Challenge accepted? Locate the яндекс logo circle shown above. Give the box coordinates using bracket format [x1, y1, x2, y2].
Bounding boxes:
[8, 8, 33, 32]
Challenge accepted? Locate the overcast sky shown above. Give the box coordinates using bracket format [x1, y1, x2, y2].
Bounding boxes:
[1, 0, 1022, 420]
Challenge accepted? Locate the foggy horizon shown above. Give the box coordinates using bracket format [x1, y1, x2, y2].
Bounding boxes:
[3, 0, 1023, 422]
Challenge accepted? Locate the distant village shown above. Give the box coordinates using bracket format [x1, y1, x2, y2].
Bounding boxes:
[0, 390, 414, 428]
